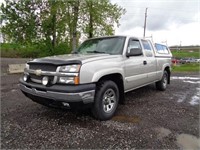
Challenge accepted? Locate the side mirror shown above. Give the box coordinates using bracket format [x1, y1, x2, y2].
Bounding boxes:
[126, 48, 142, 57]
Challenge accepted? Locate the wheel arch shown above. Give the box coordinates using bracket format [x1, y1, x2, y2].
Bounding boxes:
[164, 66, 171, 84]
[97, 73, 125, 104]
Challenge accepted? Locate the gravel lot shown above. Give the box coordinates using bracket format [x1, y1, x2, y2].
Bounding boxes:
[1, 58, 200, 149]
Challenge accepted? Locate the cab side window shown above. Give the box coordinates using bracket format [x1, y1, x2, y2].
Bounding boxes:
[127, 39, 142, 53]
[141, 40, 153, 57]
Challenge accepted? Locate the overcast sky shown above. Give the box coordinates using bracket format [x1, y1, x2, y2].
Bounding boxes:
[111, 0, 200, 46]
[0, 0, 199, 46]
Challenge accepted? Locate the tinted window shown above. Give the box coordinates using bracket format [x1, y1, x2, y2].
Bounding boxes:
[141, 40, 153, 57]
[141, 40, 152, 50]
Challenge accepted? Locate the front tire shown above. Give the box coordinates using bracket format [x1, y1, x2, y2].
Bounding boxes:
[92, 80, 119, 120]
[156, 70, 168, 91]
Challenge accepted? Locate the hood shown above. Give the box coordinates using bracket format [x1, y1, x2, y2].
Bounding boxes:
[28, 54, 120, 66]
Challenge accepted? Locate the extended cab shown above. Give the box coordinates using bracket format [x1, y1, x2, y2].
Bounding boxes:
[19, 36, 172, 120]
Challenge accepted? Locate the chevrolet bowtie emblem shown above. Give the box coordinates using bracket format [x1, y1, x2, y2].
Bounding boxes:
[35, 69, 42, 76]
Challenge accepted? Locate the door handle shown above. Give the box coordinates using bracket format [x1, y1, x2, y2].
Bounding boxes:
[143, 61, 147, 65]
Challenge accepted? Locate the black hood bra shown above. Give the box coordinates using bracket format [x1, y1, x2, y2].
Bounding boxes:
[28, 58, 82, 66]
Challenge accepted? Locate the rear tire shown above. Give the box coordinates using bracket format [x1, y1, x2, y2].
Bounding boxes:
[156, 70, 168, 91]
[92, 80, 119, 120]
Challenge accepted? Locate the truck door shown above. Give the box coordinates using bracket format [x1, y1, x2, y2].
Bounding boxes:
[141, 40, 157, 83]
[124, 38, 148, 91]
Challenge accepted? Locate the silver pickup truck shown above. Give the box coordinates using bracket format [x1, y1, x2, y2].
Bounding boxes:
[19, 35, 172, 120]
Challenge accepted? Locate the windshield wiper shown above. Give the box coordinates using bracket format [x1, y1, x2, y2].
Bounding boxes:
[86, 50, 105, 54]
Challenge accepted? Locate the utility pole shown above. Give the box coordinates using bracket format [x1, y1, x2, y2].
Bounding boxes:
[143, 8, 148, 38]
[179, 41, 182, 51]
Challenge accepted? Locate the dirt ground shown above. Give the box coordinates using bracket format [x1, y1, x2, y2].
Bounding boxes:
[1, 58, 200, 149]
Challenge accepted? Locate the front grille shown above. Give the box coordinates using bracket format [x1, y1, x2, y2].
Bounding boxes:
[28, 63, 57, 84]
[29, 64, 57, 72]
[29, 74, 55, 84]
[30, 74, 43, 80]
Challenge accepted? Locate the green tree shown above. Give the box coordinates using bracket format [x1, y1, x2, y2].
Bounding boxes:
[65, 0, 81, 51]
[40, 0, 64, 52]
[1, 0, 38, 44]
[80, 0, 126, 38]
[1, 0, 126, 54]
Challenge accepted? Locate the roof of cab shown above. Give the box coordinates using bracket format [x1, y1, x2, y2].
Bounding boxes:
[86, 35, 145, 40]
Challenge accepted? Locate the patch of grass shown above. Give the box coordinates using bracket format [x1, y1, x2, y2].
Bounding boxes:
[0, 42, 71, 58]
[172, 63, 200, 72]
[172, 51, 200, 59]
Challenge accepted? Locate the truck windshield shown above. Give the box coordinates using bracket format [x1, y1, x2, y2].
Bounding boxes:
[76, 36, 126, 55]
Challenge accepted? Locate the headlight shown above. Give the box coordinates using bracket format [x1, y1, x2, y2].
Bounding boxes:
[58, 64, 81, 84]
[58, 76, 79, 84]
[59, 64, 80, 72]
